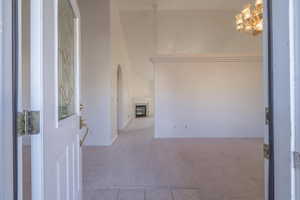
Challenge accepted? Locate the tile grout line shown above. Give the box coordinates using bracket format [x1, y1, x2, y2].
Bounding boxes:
[170, 187, 175, 200]
[116, 188, 120, 200]
[86, 185, 206, 190]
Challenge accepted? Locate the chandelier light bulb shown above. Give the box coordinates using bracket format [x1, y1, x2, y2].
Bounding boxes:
[242, 4, 252, 21]
[255, 20, 263, 32]
[255, 0, 263, 7]
[235, 0, 263, 36]
[235, 14, 244, 25]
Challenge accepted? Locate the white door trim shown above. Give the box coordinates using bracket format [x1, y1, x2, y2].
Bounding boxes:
[43, 0, 82, 199]
[271, 0, 293, 199]
[0, 0, 296, 199]
[0, 0, 15, 200]
[30, 0, 44, 199]
[289, 0, 300, 199]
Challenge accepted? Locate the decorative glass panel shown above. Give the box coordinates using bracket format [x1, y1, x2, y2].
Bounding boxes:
[58, 0, 75, 120]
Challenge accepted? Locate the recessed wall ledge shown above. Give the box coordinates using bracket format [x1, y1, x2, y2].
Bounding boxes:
[150, 54, 262, 63]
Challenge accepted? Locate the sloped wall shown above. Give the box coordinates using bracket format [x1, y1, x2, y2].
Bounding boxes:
[156, 10, 261, 55]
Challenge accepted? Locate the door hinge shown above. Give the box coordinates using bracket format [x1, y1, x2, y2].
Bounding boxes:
[294, 151, 300, 169]
[17, 110, 40, 136]
[264, 144, 271, 160]
[265, 107, 271, 125]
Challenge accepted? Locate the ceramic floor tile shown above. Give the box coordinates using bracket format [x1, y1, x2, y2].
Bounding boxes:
[146, 188, 172, 200]
[118, 189, 145, 200]
[91, 189, 119, 200]
[83, 189, 94, 200]
[82, 120, 264, 200]
[172, 189, 201, 200]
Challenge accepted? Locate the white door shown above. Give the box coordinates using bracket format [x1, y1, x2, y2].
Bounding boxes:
[12, 0, 82, 199]
[18, 0, 81, 200]
[43, 0, 82, 199]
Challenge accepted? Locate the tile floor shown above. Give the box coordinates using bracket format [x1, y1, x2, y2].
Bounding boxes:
[84, 187, 264, 200]
[83, 119, 264, 200]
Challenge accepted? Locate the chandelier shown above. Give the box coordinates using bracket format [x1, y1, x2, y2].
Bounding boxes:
[235, 0, 263, 36]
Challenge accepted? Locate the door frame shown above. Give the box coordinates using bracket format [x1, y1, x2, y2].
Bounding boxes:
[289, 0, 300, 199]
[266, 0, 275, 199]
[269, 0, 294, 199]
[0, 0, 296, 200]
[0, 0, 15, 199]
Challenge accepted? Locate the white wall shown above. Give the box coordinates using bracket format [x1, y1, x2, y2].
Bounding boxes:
[118, 10, 262, 122]
[154, 58, 264, 138]
[79, 0, 113, 145]
[120, 10, 155, 104]
[110, 0, 135, 139]
[149, 10, 263, 138]
[79, 0, 135, 145]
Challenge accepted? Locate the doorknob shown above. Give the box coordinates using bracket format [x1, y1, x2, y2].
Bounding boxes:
[80, 117, 87, 129]
[80, 104, 84, 112]
[79, 104, 86, 129]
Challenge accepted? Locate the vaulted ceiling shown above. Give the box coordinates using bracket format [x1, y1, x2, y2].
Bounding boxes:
[117, 0, 253, 11]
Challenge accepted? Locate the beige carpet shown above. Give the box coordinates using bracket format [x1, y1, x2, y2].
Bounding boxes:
[82, 124, 264, 200]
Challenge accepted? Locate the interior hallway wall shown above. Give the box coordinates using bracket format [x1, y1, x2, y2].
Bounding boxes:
[110, 0, 135, 141]
[79, 0, 135, 145]
[79, 0, 113, 145]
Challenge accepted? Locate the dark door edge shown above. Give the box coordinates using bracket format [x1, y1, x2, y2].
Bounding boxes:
[267, 0, 275, 200]
[12, 0, 19, 199]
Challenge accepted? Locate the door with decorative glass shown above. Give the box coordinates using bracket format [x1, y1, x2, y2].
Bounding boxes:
[43, 0, 82, 199]
[16, 0, 82, 199]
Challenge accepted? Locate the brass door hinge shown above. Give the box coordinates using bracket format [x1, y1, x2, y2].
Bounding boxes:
[17, 110, 40, 136]
[264, 144, 271, 160]
[294, 151, 300, 169]
[265, 107, 271, 125]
